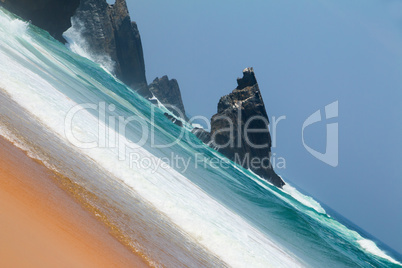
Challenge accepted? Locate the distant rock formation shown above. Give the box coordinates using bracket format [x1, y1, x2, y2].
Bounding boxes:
[1, 1, 283, 188]
[164, 113, 183, 127]
[71, 0, 151, 97]
[0, 0, 80, 42]
[194, 68, 285, 188]
[149, 76, 187, 120]
[192, 128, 211, 145]
[1, 0, 186, 104]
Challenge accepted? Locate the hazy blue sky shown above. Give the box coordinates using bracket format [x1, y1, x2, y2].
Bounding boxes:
[124, 0, 402, 253]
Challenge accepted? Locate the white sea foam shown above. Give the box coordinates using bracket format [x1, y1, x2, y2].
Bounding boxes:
[234, 157, 325, 216]
[63, 17, 115, 74]
[358, 239, 402, 265]
[0, 124, 30, 155]
[0, 11, 28, 37]
[1, 8, 401, 267]
[237, 169, 402, 266]
[282, 183, 326, 214]
[0, 10, 304, 268]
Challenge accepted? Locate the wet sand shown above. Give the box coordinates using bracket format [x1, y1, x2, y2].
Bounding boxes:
[0, 136, 149, 268]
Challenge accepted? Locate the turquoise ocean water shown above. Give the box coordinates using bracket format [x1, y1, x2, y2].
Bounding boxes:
[0, 8, 401, 267]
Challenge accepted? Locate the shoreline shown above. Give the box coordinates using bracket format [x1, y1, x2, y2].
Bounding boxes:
[0, 136, 150, 267]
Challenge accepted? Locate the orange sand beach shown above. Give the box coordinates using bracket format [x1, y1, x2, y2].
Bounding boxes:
[0, 136, 149, 268]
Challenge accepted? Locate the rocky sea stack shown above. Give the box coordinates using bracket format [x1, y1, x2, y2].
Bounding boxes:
[195, 68, 285, 188]
[148, 76, 187, 119]
[71, 0, 150, 97]
[0, 1, 283, 188]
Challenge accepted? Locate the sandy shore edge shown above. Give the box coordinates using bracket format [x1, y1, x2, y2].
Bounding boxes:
[0, 135, 149, 268]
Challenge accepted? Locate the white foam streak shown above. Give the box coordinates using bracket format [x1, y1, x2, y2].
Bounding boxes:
[358, 239, 402, 265]
[282, 183, 326, 214]
[2, 9, 401, 267]
[0, 12, 28, 37]
[0, 10, 303, 268]
[232, 168, 402, 266]
[63, 17, 115, 74]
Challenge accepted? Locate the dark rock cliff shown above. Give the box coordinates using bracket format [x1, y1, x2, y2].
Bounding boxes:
[71, 0, 151, 97]
[1, 1, 283, 188]
[192, 128, 211, 145]
[1, 0, 181, 101]
[200, 68, 285, 188]
[0, 0, 80, 42]
[148, 76, 187, 119]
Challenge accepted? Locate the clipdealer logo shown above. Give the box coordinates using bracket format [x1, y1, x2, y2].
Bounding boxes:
[64, 100, 339, 168]
[302, 101, 339, 167]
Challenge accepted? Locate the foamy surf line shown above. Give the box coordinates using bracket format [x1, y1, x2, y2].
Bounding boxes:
[0, 134, 151, 268]
[1, 7, 401, 267]
[245, 171, 402, 266]
[0, 59, 303, 268]
[0, 91, 224, 268]
[0, 10, 304, 268]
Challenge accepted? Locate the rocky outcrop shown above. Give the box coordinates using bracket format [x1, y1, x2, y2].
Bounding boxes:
[149, 76, 187, 119]
[71, 0, 151, 97]
[164, 113, 183, 127]
[1, 0, 179, 101]
[208, 68, 285, 188]
[1, 1, 283, 188]
[0, 0, 80, 42]
[192, 128, 211, 145]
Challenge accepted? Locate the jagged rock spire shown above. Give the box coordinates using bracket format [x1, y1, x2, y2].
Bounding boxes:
[209, 67, 285, 188]
[237, 67, 258, 89]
